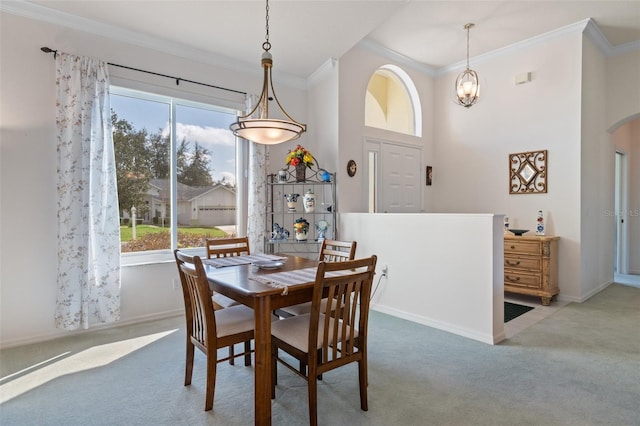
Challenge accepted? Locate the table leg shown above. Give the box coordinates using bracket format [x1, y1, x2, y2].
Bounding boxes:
[254, 296, 272, 426]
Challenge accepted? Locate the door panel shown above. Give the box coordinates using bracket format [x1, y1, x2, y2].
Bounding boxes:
[381, 143, 421, 213]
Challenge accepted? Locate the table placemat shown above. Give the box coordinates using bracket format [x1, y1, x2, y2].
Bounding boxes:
[250, 267, 357, 295]
[202, 253, 287, 268]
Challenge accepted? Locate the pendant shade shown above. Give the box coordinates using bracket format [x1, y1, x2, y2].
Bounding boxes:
[230, 119, 305, 145]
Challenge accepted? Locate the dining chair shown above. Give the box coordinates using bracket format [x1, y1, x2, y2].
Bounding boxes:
[174, 249, 256, 411]
[270, 255, 377, 426]
[206, 236, 250, 258]
[277, 239, 357, 317]
[205, 237, 250, 310]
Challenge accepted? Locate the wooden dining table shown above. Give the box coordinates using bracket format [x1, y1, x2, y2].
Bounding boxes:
[204, 254, 319, 426]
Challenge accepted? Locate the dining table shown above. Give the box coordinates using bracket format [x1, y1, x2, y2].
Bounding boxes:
[203, 253, 320, 426]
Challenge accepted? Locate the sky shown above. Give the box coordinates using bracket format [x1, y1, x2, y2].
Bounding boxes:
[110, 92, 237, 185]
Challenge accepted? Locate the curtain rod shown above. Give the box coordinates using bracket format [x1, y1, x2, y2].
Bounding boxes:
[40, 47, 246, 96]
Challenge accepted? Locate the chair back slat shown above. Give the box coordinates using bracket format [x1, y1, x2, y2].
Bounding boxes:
[206, 237, 250, 258]
[318, 239, 357, 262]
[309, 256, 377, 370]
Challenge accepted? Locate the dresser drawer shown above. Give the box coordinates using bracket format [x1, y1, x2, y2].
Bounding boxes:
[504, 271, 541, 288]
[504, 256, 541, 271]
[504, 240, 540, 255]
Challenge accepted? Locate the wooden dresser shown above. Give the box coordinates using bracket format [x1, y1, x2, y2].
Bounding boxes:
[504, 235, 559, 305]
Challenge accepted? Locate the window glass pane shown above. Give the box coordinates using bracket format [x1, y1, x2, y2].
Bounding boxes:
[111, 93, 172, 253]
[174, 103, 238, 248]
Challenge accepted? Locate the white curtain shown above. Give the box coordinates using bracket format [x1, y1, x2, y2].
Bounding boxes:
[245, 94, 268, 254]
[55, 53, 121, 330]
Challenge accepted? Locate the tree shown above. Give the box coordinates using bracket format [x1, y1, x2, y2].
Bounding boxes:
[178, 141, 214, 186]
[147, 131, 170, 179]
[112, 111, 151, 218]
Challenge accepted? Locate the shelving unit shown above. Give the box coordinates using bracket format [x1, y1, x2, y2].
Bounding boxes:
[264, 170, 337, 259]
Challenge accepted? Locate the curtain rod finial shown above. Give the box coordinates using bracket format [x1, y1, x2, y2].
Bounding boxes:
[40, 47, 58, 58]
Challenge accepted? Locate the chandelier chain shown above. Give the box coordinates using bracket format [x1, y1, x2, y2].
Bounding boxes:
[466, 25, 470, 69]
[263, 0, 271, 51]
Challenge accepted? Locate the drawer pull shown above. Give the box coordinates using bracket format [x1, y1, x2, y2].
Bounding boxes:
[506, 260, 521, 266]
[510, 245, 516, 249]
[506, 275, 520, 282]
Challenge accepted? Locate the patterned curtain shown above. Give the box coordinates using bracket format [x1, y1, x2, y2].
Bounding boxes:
[55, 53, 121, 330]
[245, 94, 268, 254]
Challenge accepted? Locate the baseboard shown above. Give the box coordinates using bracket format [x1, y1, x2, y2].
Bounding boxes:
[371, 305, 500, 345]
[0, 309, 184, 349]
[576, 280, 614, 303]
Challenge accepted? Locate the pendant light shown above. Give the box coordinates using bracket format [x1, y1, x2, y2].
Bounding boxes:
[455, 23, 480, 108]
[229, 0, 306, 144]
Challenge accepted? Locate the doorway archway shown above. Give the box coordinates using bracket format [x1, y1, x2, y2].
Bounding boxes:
[610, 114, 640, 282]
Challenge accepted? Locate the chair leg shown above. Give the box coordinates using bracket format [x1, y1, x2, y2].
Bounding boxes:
[185, 340, 195, 386]
[205, 350, 217, 411]
[244, 340, 252, 366]
[358, 358, 368, 411]
[271, 345, 278, 399]
[229, 344, 235, 365]
[308, 365, 319, 426]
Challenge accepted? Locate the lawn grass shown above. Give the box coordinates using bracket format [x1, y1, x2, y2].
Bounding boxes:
[119, 225, 227, 242]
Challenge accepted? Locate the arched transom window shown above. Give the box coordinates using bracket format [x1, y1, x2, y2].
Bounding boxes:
[365, 64, 421, 137]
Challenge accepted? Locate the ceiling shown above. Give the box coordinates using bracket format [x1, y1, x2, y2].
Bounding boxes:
[16, 1, 640, 78]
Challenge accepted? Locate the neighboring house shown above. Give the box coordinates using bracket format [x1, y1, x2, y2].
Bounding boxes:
[148, 179, 237, 227]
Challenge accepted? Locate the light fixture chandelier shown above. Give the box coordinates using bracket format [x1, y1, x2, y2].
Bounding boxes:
[229, 0, 306, 144]
[455, 23, 480, 108]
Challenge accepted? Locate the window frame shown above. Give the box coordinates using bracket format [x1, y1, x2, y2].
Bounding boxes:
[110, 85, 248, 265]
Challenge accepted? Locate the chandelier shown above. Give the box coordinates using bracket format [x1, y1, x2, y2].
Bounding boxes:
[455, 23, 480, 108]
[229, 0, 306, 144]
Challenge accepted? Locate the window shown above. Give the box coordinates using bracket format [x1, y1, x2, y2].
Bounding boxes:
[365, 64, 422, 137]
[110, 87, 242, 256]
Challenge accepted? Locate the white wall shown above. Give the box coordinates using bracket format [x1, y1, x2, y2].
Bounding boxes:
[606, 50, 640, 131]
[581, 36, 614, 299]
[340, 213, 505, 344]
[432, 31, 584, 300]
[0, 12, 307, 346]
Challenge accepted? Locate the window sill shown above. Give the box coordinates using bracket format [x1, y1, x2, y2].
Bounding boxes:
[120, 248, 203, 267]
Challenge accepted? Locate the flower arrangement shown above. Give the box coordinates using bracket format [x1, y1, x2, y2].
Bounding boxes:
[286, 145, 315, 169]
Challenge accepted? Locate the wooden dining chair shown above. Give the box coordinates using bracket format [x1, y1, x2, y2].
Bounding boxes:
[206, 236, 250, 258]
[270, 255, 377, 426]
[174, 249, 256, 411]
[205, 237, 251, 310]
[277, 239, 357, 317]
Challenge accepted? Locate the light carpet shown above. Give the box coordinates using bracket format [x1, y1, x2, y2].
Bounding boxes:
[1, 284, 639, 425]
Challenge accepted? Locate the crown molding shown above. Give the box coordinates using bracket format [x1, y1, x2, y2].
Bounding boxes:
[358, 38, 437, 78]
[307, 58, 338, 87]
[582, 18, 640, 56]
[1, 0, 307, 90]
[437, 19, 593, 76]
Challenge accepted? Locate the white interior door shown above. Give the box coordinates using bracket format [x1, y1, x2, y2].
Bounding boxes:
[380, 142, 421, 213]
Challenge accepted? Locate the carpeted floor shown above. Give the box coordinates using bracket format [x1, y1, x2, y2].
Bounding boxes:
[504, 301, 534, 322]
[1, 283, 639, 425]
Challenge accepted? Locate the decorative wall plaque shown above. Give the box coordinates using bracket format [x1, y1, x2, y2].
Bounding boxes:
[509, 150, 547, 194]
